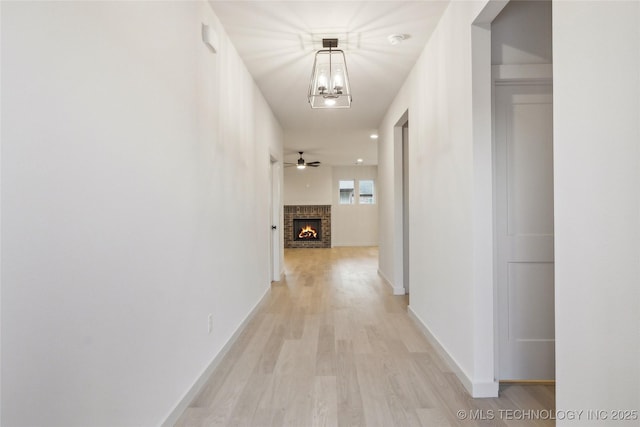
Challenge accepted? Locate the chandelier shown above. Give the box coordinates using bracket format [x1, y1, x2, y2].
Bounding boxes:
[308, 38, 352, 109]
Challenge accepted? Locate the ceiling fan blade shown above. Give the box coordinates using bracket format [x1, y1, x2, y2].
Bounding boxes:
[306, 161, 321, 165]
[307, 164, 321, 167]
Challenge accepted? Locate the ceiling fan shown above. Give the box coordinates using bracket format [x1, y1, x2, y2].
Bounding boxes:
[285, 152, 321, 169]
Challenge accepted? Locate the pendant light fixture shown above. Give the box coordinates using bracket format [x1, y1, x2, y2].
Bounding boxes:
[308, 38, 352, 109]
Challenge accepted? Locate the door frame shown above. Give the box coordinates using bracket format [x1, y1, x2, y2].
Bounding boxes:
[392, 110, 409, 296]
[269, 154, 283, 282]
[468, 3, 505, 397]
[402, 121, 410, 295]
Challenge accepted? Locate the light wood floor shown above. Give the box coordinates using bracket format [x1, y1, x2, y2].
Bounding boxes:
[175, 247, 555, 427]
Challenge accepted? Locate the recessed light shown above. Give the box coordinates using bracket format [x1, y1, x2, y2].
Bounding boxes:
[356, 158, 364, 164]
[370, 133, 378, 139]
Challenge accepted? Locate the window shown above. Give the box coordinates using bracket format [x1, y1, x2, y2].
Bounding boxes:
[339, 180, 355, 204]
[359, 180, 375, 204]
[338, 179, 376, 205]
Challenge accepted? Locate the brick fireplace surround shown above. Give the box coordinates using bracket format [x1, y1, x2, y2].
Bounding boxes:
[284, 205, 331, 248]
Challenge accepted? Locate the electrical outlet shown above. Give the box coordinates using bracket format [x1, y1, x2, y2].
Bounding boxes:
[207, 314, 213, 334]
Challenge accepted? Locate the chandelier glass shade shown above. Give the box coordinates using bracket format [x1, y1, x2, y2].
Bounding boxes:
[308, 39, 352, 109]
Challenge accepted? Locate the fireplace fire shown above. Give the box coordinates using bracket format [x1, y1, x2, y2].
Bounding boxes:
[299, 224, 317, 239]
[293, 218, 321, 241]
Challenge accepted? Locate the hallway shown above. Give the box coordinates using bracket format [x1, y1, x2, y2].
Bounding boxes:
[175, 247, 555, 426]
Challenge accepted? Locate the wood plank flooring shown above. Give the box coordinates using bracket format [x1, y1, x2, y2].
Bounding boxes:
[175, 247, 555, 427]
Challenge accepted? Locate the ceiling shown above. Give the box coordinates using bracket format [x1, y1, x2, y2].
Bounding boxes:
[209, 1, 449, 165]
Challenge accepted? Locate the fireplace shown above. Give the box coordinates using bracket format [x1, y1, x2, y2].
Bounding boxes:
[293, 218, 321, 241]
[284, 205, 331, 248]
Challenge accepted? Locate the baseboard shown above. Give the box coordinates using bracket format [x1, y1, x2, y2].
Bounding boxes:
[472, 380, 500, 398]
[332, 242, 379, 247]
[377, 269, 405, 295]
[500, 379, 555, 385]
[272, 269, 284, 282]
[407, 306, 498, 398]
[161, 287, 271, 427]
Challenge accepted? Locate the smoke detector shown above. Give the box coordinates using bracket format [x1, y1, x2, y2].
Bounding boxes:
[387, 34, 408, 45]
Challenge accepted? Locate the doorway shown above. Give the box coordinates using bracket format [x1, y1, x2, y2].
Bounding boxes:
[494, 81, 554, 380]
[402, 121, 410, 295]
[269, 155, 282, 282]
[490, 0, 554, 381]
[393, 111, 410, 296]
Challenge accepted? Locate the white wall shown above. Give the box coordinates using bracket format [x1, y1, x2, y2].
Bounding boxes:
[332, 166, 378, 247]
[378, 0, 494, 396]
[283, 166, 332, 205]
[553, 1, 640, 422]
[379, 0, 640, 407]
[1, 2, 283, 426]
[284, 165, 378, 247]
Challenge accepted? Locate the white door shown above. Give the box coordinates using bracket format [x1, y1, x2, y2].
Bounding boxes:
[495, 83, 554, 380]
